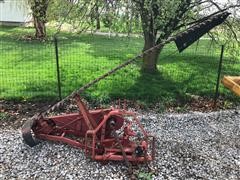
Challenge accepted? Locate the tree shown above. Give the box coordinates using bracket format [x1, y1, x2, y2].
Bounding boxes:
[94, 0, 101, 30]
[28, 0, 50, 39]
[132, 0, 240, 73]
[48, 0, 104, 33]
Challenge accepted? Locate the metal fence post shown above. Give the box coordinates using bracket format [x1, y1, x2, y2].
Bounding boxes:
[54, 36, 62, 100]
[214, 45, 224, 106]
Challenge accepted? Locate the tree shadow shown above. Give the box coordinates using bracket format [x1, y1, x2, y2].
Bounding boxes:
[92, 51, 240, 105]
[80, 66, 198, 106]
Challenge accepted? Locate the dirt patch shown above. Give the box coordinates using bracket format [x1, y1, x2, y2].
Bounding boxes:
[0, 100, 54, 129]
[0, 97, 238, 129]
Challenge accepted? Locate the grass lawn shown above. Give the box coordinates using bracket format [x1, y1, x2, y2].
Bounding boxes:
[0, 26, 239, 106]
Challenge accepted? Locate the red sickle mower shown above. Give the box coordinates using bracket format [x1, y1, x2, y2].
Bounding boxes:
[22, 11, 229, 166]
[22, 95, 155, 164]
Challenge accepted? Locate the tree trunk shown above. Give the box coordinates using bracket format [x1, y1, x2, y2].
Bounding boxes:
[33, 17, 46, 39]
[30, 0, 48, 39]
[141, 35, 163, 73]
[142, 48, 162, 73]
[96, 16, 101, 30]
[95, 0, 100, 30]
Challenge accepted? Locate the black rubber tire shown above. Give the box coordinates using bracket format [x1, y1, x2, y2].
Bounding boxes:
[22, 119, 39, 147]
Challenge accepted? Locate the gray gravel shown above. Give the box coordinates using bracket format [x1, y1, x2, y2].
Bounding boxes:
[0, 109, 240, 179]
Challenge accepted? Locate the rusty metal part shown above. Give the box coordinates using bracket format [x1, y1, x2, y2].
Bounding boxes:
[22, 95, 155, 163]
[110, 122, 132, 171]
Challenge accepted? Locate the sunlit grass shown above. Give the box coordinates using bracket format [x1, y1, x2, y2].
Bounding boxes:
[0, 26, 239, 105]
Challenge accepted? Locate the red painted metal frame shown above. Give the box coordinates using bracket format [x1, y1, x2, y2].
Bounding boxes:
[32, 96, 155, 162]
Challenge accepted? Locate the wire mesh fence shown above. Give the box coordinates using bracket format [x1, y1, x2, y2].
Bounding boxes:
[0, 37, 57, 99]
[0, 33, 239, 104]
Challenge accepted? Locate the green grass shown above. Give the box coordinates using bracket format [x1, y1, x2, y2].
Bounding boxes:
[0, 26, 239, 105]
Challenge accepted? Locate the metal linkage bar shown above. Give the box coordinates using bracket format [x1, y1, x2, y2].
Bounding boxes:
[33, 11, 229, 120]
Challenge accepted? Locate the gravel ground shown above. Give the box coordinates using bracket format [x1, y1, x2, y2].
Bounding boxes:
[0, 109, 240, 179]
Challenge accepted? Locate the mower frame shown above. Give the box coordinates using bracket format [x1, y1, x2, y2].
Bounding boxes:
[22, 95, 155, 163]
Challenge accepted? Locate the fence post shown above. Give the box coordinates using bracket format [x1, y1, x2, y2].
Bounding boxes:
[54, 36, 62, 100]
[214, 45, 224, 106]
